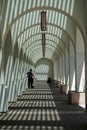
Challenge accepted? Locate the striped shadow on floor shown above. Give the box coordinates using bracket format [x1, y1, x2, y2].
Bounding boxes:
[0, 82, 87, 130]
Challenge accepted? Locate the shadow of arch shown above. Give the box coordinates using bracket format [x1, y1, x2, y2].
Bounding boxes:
[4, 30, 12, 82]
[12, 42, 20, 83]
[19, 48, 24, 60]
[13, 41, 19, 60]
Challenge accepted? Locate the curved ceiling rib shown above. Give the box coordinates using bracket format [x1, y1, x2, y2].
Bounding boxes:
[25, 39, 61, 56]
[23, 39, 56, 51]
[30, 49, 58, 63]
[30, 47, 55, 57]
[30, 50, 48, 59]
[2, 0, 78, 64]
[21, 31, 68, 62]
[19, 25, 66, 46]
[16, 23, 74, 61]
[16, 13, 69, 62]
[3, 0, 76, 41]
[15, 23, 75, 48]
[12, 9, 74, 58]
[26, 39, 61, 58]
[23, 38, 58, 49]
[29, 42, 64, 55]
[28, 41, 62, 62]
[29, 44, 59, 58]
[27, 40, 63, 56]
[10, 9, 73, 48]
[14, 20, 75, 48]
[22, 32, 69, 50]
[29, 44, 56, 55]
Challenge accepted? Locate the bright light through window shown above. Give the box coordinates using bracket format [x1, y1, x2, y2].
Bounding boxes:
[35, 64, 49, 81]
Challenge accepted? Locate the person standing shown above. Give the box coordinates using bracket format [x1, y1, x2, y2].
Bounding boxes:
[32, 72, 35, 88]
[47, 77, 52, 87]
[27, 69, 33, 88]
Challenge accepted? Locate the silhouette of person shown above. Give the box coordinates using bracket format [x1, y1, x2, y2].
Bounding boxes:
[27, 69, 33, 88]
[47, 77, 52, 87]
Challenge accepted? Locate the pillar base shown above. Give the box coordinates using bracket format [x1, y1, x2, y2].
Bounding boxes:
[60, 84, 69, 94]
[56, 81, 61, 88]
[68, 91, 85, 106]
[53, 80, 57, 86]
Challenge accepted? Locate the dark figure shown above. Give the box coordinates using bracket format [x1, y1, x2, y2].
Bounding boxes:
[47, 77, 52, 87]
[27, 69, 34, 88]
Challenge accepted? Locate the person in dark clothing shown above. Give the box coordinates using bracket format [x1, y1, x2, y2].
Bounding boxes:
[27, 69, 33, 88]
[47, 77, 52, 87]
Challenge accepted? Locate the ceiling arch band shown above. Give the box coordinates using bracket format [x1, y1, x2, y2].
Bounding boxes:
[2, 0, 85, 64]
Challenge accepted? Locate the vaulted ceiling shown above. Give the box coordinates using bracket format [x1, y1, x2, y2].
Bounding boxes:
[2, 0, 76, 64]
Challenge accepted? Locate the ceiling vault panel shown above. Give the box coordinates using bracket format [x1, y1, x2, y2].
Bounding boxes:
[2, 0, 75, 63]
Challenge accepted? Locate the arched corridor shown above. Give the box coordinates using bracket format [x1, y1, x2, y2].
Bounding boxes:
[0, 0, 87, 129]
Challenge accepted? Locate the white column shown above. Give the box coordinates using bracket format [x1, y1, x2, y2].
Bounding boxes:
[24, 62, 28, 89]
[69, 41, 75, 91]
[5, 55, 13, 85]
[76, 28, 85, 92]
[22, 62, 27, 91]
[0, 49, 5, 84]
[17, 60, 23, 95]
[0, 84, 9, 112]
[65, 48, 69, 86]
[60, 56, 62, 83]
[85, 40, 87, 110]
[8, 58, 19, 102]
[57, 57, 61, 81]
[0, 49, 9, 112]
[76, 52, 85, 92]
[53, 59, 58, 80]
[61, 54, 65, 84]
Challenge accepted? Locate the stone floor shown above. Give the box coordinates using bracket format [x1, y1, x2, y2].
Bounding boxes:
[0, 82, 87, 130]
